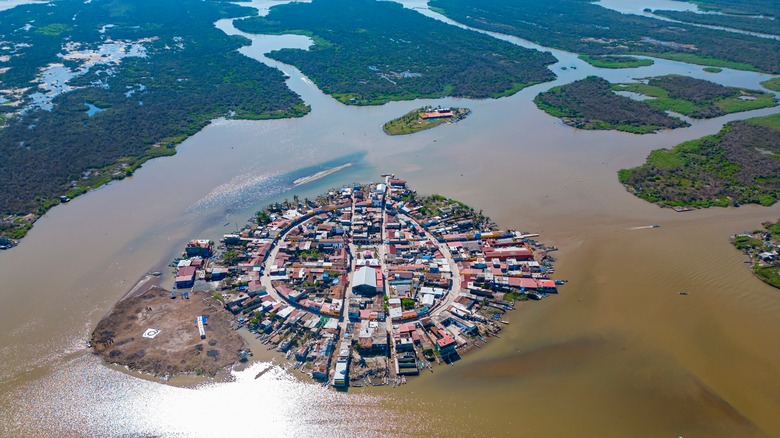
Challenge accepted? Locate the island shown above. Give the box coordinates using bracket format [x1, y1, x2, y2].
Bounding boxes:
[534, 75, 777, 134]
[383, 106, 470, 135]
[534, 76, 688, 134]
[613, 75, 777, 119]
[732, 220, 780, 289]
[428, 0, 780, 73]
[578, 55, 654, 69]
[0, 0, 308, 247]
[618, 113, 780, 208]
[652, 0, 780, 38]
[234, 0, 557, 106]
[115, 176, 562, 386]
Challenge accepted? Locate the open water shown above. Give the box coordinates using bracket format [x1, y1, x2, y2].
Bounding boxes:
[1, 0, 780, 436]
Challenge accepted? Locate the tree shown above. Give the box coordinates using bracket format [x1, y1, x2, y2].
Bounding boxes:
[223, 249, 240, 264]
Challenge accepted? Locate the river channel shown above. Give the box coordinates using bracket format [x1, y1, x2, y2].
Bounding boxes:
[1, 0, 780, 436]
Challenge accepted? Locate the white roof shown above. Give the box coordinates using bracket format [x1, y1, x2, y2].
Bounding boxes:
[277, 306, 294, 319]
[389, 307, 403, 318]
[353, 266, 377, 289]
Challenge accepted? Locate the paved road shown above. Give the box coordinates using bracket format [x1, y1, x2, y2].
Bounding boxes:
[260, 215, 320, 308]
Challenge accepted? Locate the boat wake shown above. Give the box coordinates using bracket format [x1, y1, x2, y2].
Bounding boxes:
[629, 225, 661, 231]
[293, 163, 352, 187]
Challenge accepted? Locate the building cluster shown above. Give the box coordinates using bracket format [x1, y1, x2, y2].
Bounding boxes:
[169, 176, 561, 389]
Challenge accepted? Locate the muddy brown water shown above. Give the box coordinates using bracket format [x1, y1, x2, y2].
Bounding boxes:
[1, 1, 780, 436]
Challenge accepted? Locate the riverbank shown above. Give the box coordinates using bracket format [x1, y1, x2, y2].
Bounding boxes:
[90, 286, 247, 377]
[732, 220, 780, 289]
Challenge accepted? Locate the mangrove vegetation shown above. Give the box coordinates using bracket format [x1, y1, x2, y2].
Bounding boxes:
[618, 114, 780, 208]
[235, 0, 557, 105]
[0, 0, 308, 243]
[534, 76, 688, 134]
[428, 0, 780, 73]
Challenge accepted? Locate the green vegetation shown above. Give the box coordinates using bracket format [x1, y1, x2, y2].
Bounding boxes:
[401, 298, 416, 310]
[534, 76, 689, 134]
[0, 0, 308, 243]
[222, 250, 240, 265]
[683, 0, 780, 16]
[578, 55, 653, 69]
[235, 0, 557, 105]
[637, 53, 758, 72]
[256, 210, 272, 226]
[652, 10, 780, 37]
[761, 77, 780, 92]
[299, 248, 323, 260]
[428, 0, 780, 73]
[731, 218, 780, 289]
[703, 67, 723, 73]
[383, 107, 469, 135]
[754, 265, 780, 289]
[619, 114, 780, 208]
[747, 112, 780, 130]
[733, 235, 763, 251]
[614, 75, 777, 119]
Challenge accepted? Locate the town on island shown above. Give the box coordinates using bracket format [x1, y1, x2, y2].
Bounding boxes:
[91, 176, 563, 388]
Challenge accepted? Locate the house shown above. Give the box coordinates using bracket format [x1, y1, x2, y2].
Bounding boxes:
[175, 265, 196, 288]
[436, 334, 457, 359]
[186, 239, 212, 257]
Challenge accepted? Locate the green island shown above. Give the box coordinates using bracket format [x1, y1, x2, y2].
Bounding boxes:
[732, 220, 780, 289]
[533, 76, 688, 134]
[762, 78, 780, 92]
[383, 107, 470, 135]
[683, 0, 780, 16]
[0, 0, 309, 246]
[578, 55, 654, 69]
[534, 75, 777, 134]
[618, 113, 780, 208]
[427, 0, 780, 73]
[613, 74, 778, 119]
[652, 9, 780, 37]
[234, 0, 557, 106]
[703, 67, 723, 73]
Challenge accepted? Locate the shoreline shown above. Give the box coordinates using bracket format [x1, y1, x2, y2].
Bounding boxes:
[187, 175, 561, 390]
[382, 106, 470, 136]
[90, 286, 249, 378]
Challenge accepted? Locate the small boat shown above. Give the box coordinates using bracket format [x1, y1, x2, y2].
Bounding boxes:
[679, 291, 688, 295]
[150, 271, 162, 276]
